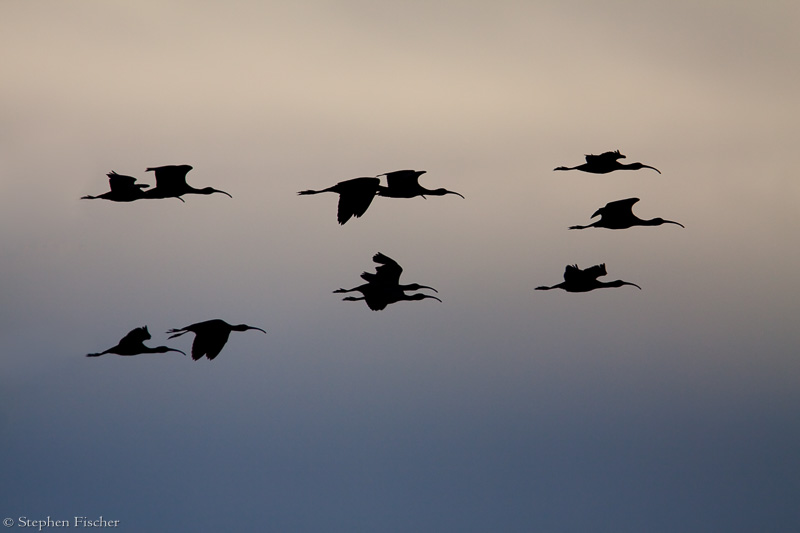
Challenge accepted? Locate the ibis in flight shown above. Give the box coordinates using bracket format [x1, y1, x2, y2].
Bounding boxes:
[144, 165, 232, 201]
[334, 252, 441, 311]
[569, 197, 684, 230]
[81, 171, 149, 202]
[298, 176, 381, 225]
[86, 326, 185, 357]
[554, 150, 660, 174]
[376, 170, 464, 199]
[535, 263, 641, 292]
[166, 319, 266, 360]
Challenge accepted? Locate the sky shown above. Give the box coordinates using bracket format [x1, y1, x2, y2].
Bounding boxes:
[1, 1, 799, 531]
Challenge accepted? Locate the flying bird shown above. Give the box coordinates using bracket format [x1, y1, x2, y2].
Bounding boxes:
[554, 150, 660, 174]
[569, 197, 684, 230]
[334, 252, 441, 311]
[81, 171, 149, 202]
[86, 326, 185, 357]
[166, 319, 266, 360]
[535, 263, 641, 292]
[298, 176, 381, 224]
[376, 170, 464, 199]
[144, 165, 232, 201]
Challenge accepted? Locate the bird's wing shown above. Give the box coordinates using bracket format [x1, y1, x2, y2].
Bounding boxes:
[120, 326, 150, 344]
[372, 252, 402, 285]
[594, 197, 639, 218]
[563, 264, 582, 283]
[198, 335, 228, 360]
[583, 263, 607, 281]
[363, 289, 389, 311]
[188, 320, 230, 360]
[383, 170, 423, 190]
[107, 171, 147, 192]
[146, 165, 191, 188]
[335, 177, 379, 224]
[337, 190, 376, 224]
[585, 151, 622, 164]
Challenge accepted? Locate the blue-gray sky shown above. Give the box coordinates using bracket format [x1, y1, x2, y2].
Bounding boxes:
[2, 1, 799, 531]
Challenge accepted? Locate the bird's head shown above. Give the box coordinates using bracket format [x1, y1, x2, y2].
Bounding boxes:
[200, 187, 233, 198]
[653, 218, 684, 228]
[609, 280, 642, 290]
[233, 324, 266, 334]
[631, 163, 661, 174]
[431, 187, 465, 199]
[404, 283, 438, 293]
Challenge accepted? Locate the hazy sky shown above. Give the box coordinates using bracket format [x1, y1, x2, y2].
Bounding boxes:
[2, 1, 799, 531]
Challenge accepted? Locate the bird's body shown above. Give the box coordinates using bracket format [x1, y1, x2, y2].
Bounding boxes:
[554, 150, 660, 174]
[376, 170, 464, 199]
[335, 253, 440, 310]
[298, 176, 381, 224]
[569, 197, 684, 230]
[536, 263, 641, 292]
[86, 326, 185, 357]
[144, 165, 232, 201]
[167, 319, 266, 360]
[81, 171, 149, 202]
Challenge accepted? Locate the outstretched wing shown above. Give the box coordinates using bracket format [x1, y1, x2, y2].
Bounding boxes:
[119, 326, 150, 345]
[146, 165, 193, 189]
[382, 170, 424, 190]
[593, 197, 639, 218]
[585, 150, 623, 164]
[563, 264, 582, 283]
[192, 334, 229, 360]
[335, 177, 379, 224]
[107, 171, 148, 192]
[583, 263, 607, 281]
[371, 252, 402, 285]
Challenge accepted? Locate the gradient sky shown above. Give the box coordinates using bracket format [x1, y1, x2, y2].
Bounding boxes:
[2, 1, 799, 531]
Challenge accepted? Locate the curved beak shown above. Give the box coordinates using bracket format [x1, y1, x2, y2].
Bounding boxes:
[447, 190, 465, 199]
[247, 326, 267, 334]
[623, 281, 642, 290]
[169, 348, 187, 355]
[665, 220, 685, 228]
[643, 165, 661, 174]
[214, 188, 233, 198]
[425, 294, 442, 303]
[418, 285, 438, 293]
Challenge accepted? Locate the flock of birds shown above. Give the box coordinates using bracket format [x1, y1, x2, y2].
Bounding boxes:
[83, 150, 681, 359]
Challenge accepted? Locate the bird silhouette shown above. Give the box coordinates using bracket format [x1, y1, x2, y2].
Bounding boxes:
[334, 252, 441, 310]
[535, 263, 641, 292]
[144, 165, 232, 202]
[298, 176, 381, 224]
[86, 326, 185, 357]
[166, 319, 266, 360]
[554, 150, 660, 174]
[81, 171, 149, 202]
[569, 197, 684, 230]
[376, 170, 464, 199]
